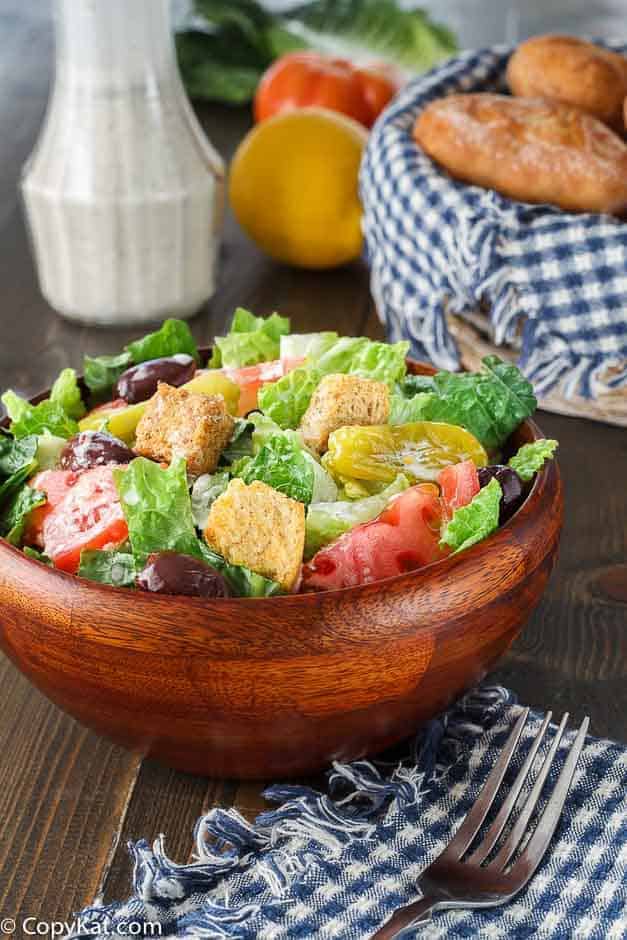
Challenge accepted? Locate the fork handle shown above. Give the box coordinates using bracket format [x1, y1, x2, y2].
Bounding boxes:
[371, 895, 436, 939]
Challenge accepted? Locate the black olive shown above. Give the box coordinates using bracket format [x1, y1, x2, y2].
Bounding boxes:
[114, 354, 196, 404]
[136, 551, 231, 598]
[60, 431, 135, 471]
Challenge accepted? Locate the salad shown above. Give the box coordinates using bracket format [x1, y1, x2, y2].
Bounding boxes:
[0, 311, 558, 598]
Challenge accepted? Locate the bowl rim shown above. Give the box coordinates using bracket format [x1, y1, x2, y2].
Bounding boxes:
[0, 355, 554, 605]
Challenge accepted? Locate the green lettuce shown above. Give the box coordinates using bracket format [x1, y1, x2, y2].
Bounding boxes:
[279, 332, 338, 361]
[389, 392, 433, 425]
[114, 456, 201, 562]
[36, 433, 67, 471]
[440, 477, 502, 554]
[411, 357, 537, 452]
[126, 318, 199, 365]
[257, 366, 322, 429]
[314, 337, 409, 384]
[198, 543, 283, 597]
[220, 419, 254, 465]
[83, 352, 132, 397]
[508, 439, 558, 481]
[2, 391, 78, 440]
[249, 413, 337, 501]
[23, 546, 51, 564]
[0, 484, 46, 545]
[210, 308, 290, 368]
[50, 368, 86, 419]
[0, 434, 38, 507]
[238, 434, 314, 504]
[78, 550, 138, 587]
[191, 471, 230, 530]
[305, 474, 409, 558]
[83, 319, 199, 396]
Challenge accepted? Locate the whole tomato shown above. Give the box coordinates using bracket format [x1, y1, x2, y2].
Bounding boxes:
[254, 52, 401, 128]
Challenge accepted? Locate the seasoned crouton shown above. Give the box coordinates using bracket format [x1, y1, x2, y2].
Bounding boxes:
[300, 373, 390, 453]
[204, 479, 305, 590]
[135, 382, 234, 475]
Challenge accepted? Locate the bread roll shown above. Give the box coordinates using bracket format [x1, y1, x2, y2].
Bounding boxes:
[507, 36, 627, 131]
[413, 94, 627, 215]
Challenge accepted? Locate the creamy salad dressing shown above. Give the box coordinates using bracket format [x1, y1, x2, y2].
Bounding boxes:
[22, 0, 224, 325]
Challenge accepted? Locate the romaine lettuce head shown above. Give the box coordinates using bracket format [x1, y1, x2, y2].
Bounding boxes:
[439, 477, 502, 554]
[305, 474, 409, 558]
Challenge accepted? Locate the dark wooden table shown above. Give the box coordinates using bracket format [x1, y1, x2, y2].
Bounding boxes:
[1, 1, 626, 928]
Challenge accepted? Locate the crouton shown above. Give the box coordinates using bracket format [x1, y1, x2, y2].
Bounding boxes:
[134, 382, 234, 475]
[300, 373, 390, 453]
[204, 479, 305, 590]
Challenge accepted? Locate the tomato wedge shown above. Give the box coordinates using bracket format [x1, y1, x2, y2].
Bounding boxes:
[438, 460, 480, 519]
[302, 485, 448, 591]
[26, 469, 82, 546]
[34, 466, 129, 573]
[224, 357, 305, 416]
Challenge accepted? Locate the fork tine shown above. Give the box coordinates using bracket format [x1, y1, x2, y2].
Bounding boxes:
[468, 711, 553, 865]
[489, 713, 569, 871]
[508, 717, 589, 881]
[446, 707, 529, 859]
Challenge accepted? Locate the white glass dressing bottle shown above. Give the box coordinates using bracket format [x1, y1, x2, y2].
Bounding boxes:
[22, 0, 224, 326]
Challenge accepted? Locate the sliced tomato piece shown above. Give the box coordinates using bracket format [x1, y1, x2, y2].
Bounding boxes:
[302, 485, 448, 591]
[438, 460, 480, 519]
[223, 357, 305, 416]
[40, 466, 129, 573]
[25, 469, 82, 546]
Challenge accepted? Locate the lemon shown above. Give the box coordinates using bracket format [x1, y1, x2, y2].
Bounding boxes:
[229, 107, 368, 269]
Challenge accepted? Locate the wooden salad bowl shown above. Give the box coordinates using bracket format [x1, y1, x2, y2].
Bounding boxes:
[0, 359, 563, 778]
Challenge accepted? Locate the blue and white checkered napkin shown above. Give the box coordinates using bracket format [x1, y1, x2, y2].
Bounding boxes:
[360, 45, 627, 401]
[72, 686, 627, 939]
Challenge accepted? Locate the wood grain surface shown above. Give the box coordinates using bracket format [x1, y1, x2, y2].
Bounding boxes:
[0, 0, 625, 926]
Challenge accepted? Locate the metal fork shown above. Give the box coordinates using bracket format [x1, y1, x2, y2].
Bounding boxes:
[373, 709, 589, 939]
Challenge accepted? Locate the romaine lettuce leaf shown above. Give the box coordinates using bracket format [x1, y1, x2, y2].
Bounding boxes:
[439, 477, 502, 554]
[83, 352, 133, 396]
[50, 368, 86, 419]
[248, 413, 336, 501]
[257, 366, 322, 429]
[280, 332, 338, 361]
[2, 391, 79, 440]
[418, 357, 537, 452]
[78, 550, 138, 587]
[0, 484, 46, 545]
[389, 392, 433, 425]
[126, 318, 200, 365]
[113, 456, 201, 562]
[210, 308, 290, 368]
[0, 434, 38, 507]
[23, 546, 51, 564]
[36, 433, 67, 471]
[191, 470, 230, 530]
[220, 418, 254, 464]
[509, 439, 558, 482]
[238, 434, 314, 504]
[305, 474, 409, 558]
[198, 543, 283, 597]
[314, 337, 409, 384]
[398, 374, 436, 397]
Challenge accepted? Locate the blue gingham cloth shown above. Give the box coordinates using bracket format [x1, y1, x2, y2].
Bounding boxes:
[360, 45, 627, 400]
[71, 686, 627, 939]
